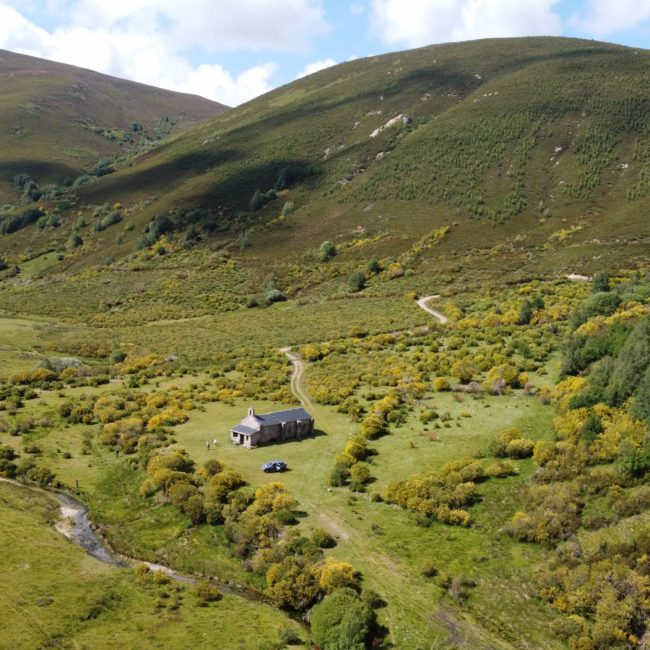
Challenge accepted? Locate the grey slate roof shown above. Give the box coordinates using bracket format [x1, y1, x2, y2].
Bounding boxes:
[255, 407, 313, 425]
[231, 424, 257, 434]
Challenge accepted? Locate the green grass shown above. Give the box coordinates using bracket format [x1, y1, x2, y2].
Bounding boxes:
[18, 252, 62, 280]
[0, 37, 648, 648]
[165, 386, 561, 648]
[0, 481, 303, 650]
[2, 37, 649, 313]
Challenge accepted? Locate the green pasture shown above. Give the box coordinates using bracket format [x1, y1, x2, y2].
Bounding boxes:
[167, 385, 561, 648]
[0, 481, 303, 650]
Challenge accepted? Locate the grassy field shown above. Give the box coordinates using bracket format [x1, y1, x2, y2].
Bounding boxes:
[0, 481, 303, 650]
[0, 273, 648, 647]
[167, 382, 561, 648]
[0, 386, 562, 648]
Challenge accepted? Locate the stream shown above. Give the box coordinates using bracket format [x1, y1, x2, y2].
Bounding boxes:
[0, 477, 277, 605]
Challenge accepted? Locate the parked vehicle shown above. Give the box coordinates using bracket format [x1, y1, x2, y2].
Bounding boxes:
[262, 460, 287, 473]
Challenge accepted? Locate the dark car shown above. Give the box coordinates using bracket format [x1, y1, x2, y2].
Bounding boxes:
[262, 460, 287, 473]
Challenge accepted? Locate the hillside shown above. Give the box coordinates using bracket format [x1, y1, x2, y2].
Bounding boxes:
[0, 49, 226, 203]
[76, 37, 650, 261]
[0, 37, 648, 325]
[1, 37, 648, 303]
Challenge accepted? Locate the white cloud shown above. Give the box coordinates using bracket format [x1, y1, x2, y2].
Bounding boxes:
[350, 2, 364, 15]
[62, 0, 329, 52]
[296, 57, 337, 78]
[0, 5, 50, 51]
[569, 0, 650, 36]
[179, 62, 278, 106]
[0, 1, 324, 104]
[370, 0, 563, 48]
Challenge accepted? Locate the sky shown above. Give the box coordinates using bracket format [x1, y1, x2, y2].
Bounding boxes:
[1, 0, 650, 106]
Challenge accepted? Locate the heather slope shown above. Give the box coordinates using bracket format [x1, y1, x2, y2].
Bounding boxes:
[0, 49, 226, 202]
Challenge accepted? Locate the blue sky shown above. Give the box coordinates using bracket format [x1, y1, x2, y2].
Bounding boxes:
[1, 1, 649, 105]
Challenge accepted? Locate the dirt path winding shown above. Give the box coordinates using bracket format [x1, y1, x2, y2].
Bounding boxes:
[281, 294, 447, 407]
[416, 294, 448, 324]
[280, 346, 314, 410]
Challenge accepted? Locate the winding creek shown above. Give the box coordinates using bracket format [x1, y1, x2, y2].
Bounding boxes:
[0, 477, 276, 605]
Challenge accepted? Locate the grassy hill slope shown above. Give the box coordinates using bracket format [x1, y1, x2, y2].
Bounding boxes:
[76, 37, 650, 262]
[0, 37, 648, 322]
[0, 49, 226, 202]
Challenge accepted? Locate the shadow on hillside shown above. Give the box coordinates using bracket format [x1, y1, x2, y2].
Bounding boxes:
[218, 43, 619, 146]
[80, 147, 241, 202]
[0, 159, 79, 185]
[223, 69, 476, 141]
[80, 147, 320, 217]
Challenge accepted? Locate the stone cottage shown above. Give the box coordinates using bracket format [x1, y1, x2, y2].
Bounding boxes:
[230, 406, 315, 449]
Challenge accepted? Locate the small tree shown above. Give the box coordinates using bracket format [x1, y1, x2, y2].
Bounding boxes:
[237, 230, 250, 249]
[348, 270, 366, 293]
[317, 558, 360, 593]
[311, 588, 373, 650]
[266, 289, 286, 303]
[367, 259, 381, 274]
[592, 271, 610, 293]
[249, 190, 265, 213]
[518, 300, 533, 325]
[320, 241, 337, 261]
[67, 233, 83, 250]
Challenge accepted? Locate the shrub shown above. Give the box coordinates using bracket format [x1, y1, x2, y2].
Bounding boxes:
[109, 350, 127, 364]
[67, 232, 83, 250]
[249, 190, 266, 212]
[571, 292, 621, 328]
[367, 259, 381, 274]
[266, 557, 320, 610]
[420, 409, 439, 423]
[25, 466, 54, 486]
[311, 528, 337, 548]
[320, 240, 337, 261]
[0, 459, 17, 477]
[0, 444, 17, 460]
[199, 458, 223, 478]
[487, 460, 517, 478]
[592, 272, 610, 293]
[196, 579, 222, 605]
[348, 270, 366, 292]
[361, 414, 387, 439]
[265, 289, 286, 303]
[208, 469, 245, 501]
[0, 207, 44, 234]
[350, 463, 371, 488]
[329, 463, 350, 486]
[505, 438, 535, 458]
[433, 377, 450, 392]
[278, 627, 301, 645]
[281, 202, 295, 216]
[311, 588, 373, 650]
[421, 562, 438, 577]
